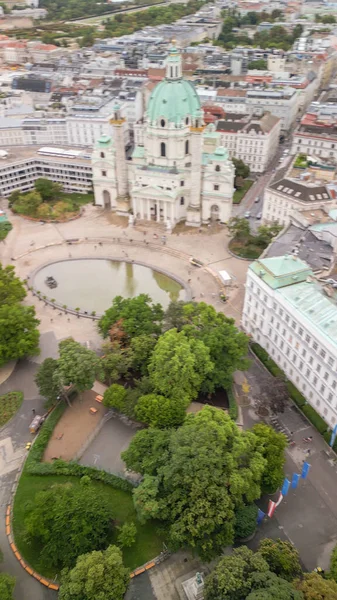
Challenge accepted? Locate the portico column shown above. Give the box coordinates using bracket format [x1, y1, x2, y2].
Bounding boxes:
[156, 202, 160, 222]
[147, 199, 150, 221]
[163, 202, 167, 223]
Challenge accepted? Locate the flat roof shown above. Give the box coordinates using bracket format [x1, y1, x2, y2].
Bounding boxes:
[0, 145, 91, 166]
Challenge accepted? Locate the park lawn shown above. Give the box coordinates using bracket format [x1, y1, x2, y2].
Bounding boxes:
[233, 180, 253, 204]
[12, 472, 164, 578]
[0, 392, 23, 427]
[59, 191, 93, 208]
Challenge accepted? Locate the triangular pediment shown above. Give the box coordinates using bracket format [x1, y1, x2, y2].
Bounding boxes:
[132, 184, 176, 199]
[204, 172, 232, 182]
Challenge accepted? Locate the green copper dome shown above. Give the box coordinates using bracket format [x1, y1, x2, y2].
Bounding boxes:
[147, 78, 201, 125]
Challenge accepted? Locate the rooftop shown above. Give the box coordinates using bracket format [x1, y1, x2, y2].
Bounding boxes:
[250, 255, 312, 289]
[269, 178, 331, 202]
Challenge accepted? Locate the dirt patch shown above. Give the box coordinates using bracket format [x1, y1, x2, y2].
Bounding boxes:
[43, 391, 106, 462]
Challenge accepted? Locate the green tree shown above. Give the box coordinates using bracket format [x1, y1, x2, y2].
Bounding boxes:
[255, 224, 282, 247]
[80, 31, 95, 47]
[58, 338, 103, 397]
[0, 573, 16, 600]
[248, 59, 267, 70]
[8, 189, 21, 208]
[330, 544, 337, 581]
[163, 300, 196, 332]
[34, 178, 62, 201]
[180, 302, 250, 393]
[103, 383, 127, 411]
[130, 334, 157, 375]
[117, 522, 137, 548]
[234, 504, 258, 540]
[294, 572, 337, 599]
[232, 157, 250, 180]
[148, 328, 213, 401]
[252, 424, 287, 493]
[0, 221, 12, 241]
[259, 539, 302, 582]
[101, 341, 132, 384]
[37, 203, 52, 220]
[0, 304, 40, 366]
[0, 264, 26, 305]
[121, 427, 171, 475]
[123, 407, 266, 559]
[59, 545, 129, 600]
[204, 546, 270, 600]
[247, 571, 303, 599]
[25, 483, 115, 570]
[35, 358, 61, 407]
[228, 217, 250, 241]
[135, 393, 187, 428]
[98, 294, 164, 340]
[12, 190, 42, 216]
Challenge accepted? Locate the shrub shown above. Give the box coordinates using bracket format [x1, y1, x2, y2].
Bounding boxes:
[330, 544, 337, 582]
[286, 382, 306, 408]
[234, 504, 258, 540]
[227, 386, 238, 421]
[302, 404, 327, 434]
[250, 343, 284, 378]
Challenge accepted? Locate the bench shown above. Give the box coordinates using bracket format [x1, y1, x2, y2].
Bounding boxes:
[89, 407, 98, 415]
[95, 394, 103, 404]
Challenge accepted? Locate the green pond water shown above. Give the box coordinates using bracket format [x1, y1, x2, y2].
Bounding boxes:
[34, 259, 185, 313]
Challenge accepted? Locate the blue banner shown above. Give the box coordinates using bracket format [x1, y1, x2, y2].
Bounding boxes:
[301, 462, 311, 479]
[291, 473, 300, 489]
[281, 478, 290, 496]
[330, 424, 337, 447]
[257, 508, 265, 525]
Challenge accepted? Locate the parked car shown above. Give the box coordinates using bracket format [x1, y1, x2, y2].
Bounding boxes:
[254, 196, 260, 203]
[244, 211, 251, 218]
[256, 212, 262, 220]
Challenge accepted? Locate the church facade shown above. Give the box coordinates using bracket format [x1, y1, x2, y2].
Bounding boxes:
[92, 46, 235, 227]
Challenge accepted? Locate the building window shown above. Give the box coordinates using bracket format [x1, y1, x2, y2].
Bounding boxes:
[101, 170, 107, 176]
[328, 357, 334, 367]
[316, 364, 321, 373]
[279, 308, 283, 316]
[328, 392, 333, 403]
[324, 372, 329, 381]
[306, 334, 311, 343]
[320, 384, 325, 394]
[180, 197, 185, 206]
[302, 349, 306, 358]
[160, 142, 166, 157]
[215, 165, 220, 172]
[332, 381, 337, 390]
[185, 140, 189, 155]
[214, 185, 219, 191]
[313, 376, 318, 385]
[313, 341, 318, 352]
[100, 152, 105, 158]
[306, 368, 310, 378]
[285, 315, 290, 323]
[309, 356, 313, 365]
[320, 349, 326, 359]
[180, 180, 184, 186]
[185, 117, 189, 125]
[299, 361, 303, 371]
[160, 119, 165, 127]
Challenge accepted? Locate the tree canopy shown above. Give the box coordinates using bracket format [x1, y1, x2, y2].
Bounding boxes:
[148, 328, 214, 400]
[294, 572, 337, 599]
[59, 546, 129, 600]
[35, 178, 62, 202]
[0, 303, 40, 366]
[204, 546, 303, 600]
[135, 393, 187, 428]
[25, 483, 115, 570]
[122, 406, 267, 559]
[35, 358, 61, 407]
[0, 264, 26, 305]
[98, 294, 164, 339]
[0, 573, 16, 600]
[58, 338, 103, 395]
[258, 538, 302, 582]
[252, 424, 287, 493]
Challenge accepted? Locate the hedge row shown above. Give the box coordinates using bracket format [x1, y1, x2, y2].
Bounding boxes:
[250, 343, 284, 378]
[25, 402, 134, 492]
[227, 386, 238, 421]
[250, 342, 328, 436]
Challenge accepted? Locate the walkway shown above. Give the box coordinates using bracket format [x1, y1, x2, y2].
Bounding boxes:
[240, 354, 337, 571]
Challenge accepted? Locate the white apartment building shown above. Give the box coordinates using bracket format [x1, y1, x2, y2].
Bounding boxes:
[245, 88, 300, 131]
[292, 128, 337, 163]
[0, 118, 25, 146]
[263, 177, 335, 225]
[0, 147, 92, 196]
[217, 112, 280, 173]
[242, 255, 337, 429]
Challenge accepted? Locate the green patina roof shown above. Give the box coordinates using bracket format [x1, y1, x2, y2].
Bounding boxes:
[132, 146, 145, 159]
[147, 78, 201, 124]
[279, 281, 337, 347]
[97, 134, 112, 147]
[250, 256, 312, 289]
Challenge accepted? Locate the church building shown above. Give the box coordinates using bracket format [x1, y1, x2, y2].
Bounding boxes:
[92, 45, 235, 227]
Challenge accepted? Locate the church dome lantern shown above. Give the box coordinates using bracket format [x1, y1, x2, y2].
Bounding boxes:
[147, 43, 203, 127]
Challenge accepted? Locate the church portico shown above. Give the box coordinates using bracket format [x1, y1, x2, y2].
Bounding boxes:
[92, 45, 235, 227]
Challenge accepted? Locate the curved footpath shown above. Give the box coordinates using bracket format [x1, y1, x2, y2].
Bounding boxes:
[0, 360, 58, 600]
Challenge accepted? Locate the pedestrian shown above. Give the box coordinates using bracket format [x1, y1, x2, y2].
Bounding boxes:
[32, 408, 36, 416]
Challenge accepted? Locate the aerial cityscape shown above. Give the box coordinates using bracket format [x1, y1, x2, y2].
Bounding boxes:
[1, 0, 337, 598]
